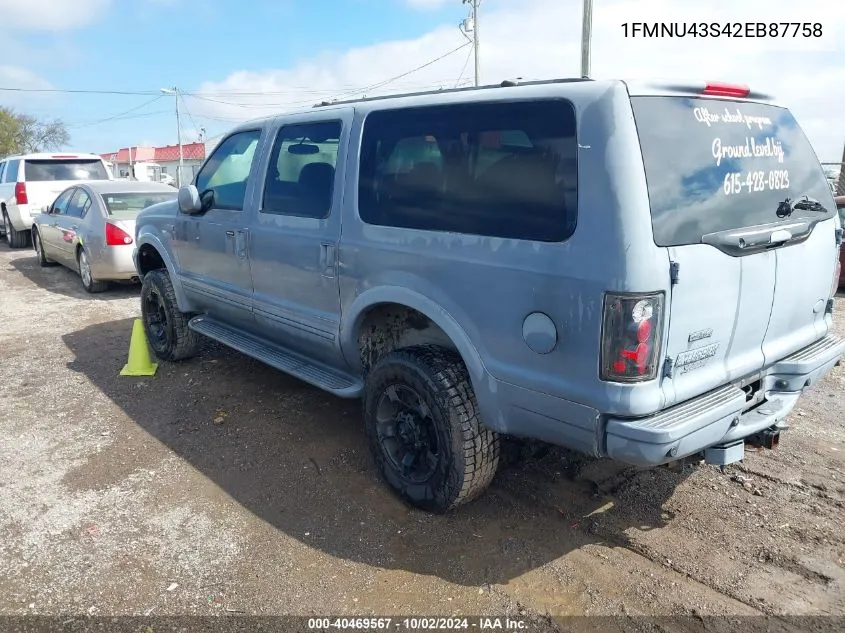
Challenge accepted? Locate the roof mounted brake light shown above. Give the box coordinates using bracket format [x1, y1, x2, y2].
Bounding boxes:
[702, 82, 750, 98]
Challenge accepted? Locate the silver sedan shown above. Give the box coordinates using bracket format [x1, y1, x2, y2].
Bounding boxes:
[31, 181, 177, 293]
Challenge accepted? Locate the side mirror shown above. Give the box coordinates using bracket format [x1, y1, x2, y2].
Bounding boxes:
[177, 185, 203, 214]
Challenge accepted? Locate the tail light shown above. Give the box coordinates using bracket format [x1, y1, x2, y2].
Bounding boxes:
[105, 222, 133, 246]
[833, 257, 842, 297]
[14, 182, 27, 205]
[600, 292, 664, 382]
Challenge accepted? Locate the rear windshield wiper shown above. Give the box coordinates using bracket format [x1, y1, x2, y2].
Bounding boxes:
[776, 195, 828, 218]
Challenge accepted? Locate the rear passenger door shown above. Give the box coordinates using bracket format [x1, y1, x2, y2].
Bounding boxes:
[248, 114, 350, 366]
[54, 188, 91, 263]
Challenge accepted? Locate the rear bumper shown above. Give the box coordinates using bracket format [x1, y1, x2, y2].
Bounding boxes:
[90, 245, 139, 281]
[604, 333, 845, 466]
[5, 204, 32, 232]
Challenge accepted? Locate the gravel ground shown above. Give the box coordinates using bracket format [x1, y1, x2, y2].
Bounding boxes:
[0, 245, 843, 630]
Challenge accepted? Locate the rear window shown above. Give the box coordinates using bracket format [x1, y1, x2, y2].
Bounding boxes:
[631, 97, 834, 247]
[24, 159, 109, 182]
[358, 99, 578, 242]
[102, 192, 177, 218]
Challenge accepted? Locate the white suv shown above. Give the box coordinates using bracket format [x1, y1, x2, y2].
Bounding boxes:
[0, 153, 113, 248]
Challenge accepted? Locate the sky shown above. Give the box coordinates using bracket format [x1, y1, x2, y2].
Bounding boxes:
[2, 0, 843, 164]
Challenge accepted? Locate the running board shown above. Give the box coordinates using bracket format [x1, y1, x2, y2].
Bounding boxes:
[188, 316, 363, 398]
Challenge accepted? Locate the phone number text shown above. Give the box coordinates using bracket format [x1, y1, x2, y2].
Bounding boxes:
[723, 170, 790, 196]
[622, 23, 823, 38]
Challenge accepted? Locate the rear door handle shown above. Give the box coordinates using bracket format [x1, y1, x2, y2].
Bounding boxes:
[226, 230, 235, 237]
[235, 229, 247, 259]
[320, 243, 337, 278]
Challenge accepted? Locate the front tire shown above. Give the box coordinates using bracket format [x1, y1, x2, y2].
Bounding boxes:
[33, 229, 53, 267]
[78, 248, 108, 293]
[140, 269, 200, 362]
[364, 345, 500, 513]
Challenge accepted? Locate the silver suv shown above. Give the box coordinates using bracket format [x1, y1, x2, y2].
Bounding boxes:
[134, 78, 845, 513]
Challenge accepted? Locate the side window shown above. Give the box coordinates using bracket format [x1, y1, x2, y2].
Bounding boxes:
[0, 162, 6, 182]
[66, 189, 92, 218]
[358, 100, 578, 242]
[52, 189, 75, 215]
[262, 120, 342, 219]
[194, 129, 262, 210]
[5, 160, 20, 183]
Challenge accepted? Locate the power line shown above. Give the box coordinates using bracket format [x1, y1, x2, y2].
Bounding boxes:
[178, 92, 201, 140]
[68, 109, 169, 128]
[454, 45, 474, 88]
[186, 79, 463, 110]
[66, 95, 165, 129]
[0, 87, 159, 95]
[327, 41, 471, 102]
[1, 43, 474, 133]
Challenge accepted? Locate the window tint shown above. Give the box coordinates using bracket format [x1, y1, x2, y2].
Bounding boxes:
[195, 129, 262, 210]
[24, 159, 109, 181]
[262, 121, 341, 219]
[630, 97, 835, 247]
[51, 189, 75, 215]
[66, 189, 92, 218]
[5, 160, 19, 182]
[358, 100, 578, 242]
[103, 192, 177, 218]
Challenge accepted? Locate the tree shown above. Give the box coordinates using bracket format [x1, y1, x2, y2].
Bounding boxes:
[0, 106, 70, 157]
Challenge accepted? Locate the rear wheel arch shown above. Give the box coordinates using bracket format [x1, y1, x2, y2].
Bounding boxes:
[345, 291, 500, 432]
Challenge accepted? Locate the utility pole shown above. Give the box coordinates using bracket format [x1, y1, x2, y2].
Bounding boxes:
[580, 0, 593, 78]
[462, 0, 480, 86]
[160, 86, 184, 187]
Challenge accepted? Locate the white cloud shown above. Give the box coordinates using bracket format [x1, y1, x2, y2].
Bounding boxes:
[0, 65, 54, 110]
[192, 0, 845, 160]
[0, 0, 110, 30]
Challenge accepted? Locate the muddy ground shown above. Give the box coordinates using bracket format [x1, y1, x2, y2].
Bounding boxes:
[0, 245, 843, 631]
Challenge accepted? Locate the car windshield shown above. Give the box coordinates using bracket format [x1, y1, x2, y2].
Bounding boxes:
[102, 192, 177, 218]
[630, 97, 834, 246]
[24, 159, 110, 181]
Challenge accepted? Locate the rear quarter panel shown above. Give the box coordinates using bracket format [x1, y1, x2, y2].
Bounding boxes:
[337, 81, 671, 431]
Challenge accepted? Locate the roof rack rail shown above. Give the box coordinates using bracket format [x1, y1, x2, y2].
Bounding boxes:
[312, 76, 593, 108]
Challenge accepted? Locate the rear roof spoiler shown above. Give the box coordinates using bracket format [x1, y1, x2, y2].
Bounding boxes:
[623, 79, 776, 103]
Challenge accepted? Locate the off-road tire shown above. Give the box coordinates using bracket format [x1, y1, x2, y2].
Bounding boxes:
[32, 229, 53, 267]
[77, 248, 108, 293]
[364, 345, 500, 513]
[140, 269, 200, 362]
[4, 212, 29, 248]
